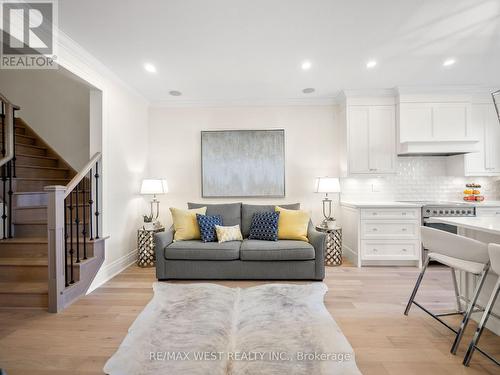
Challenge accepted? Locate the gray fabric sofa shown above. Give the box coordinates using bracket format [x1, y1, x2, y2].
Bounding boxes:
[154, 202, 326, 280]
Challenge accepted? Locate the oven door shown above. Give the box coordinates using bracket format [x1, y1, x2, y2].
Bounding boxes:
[423, 219, 458, 235]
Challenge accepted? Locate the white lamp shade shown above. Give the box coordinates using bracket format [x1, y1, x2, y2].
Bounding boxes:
[140, 179, 168, 195]
[315, 177, 341, 193]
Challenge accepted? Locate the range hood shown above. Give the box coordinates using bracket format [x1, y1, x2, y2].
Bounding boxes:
[398, 140, 479, 156]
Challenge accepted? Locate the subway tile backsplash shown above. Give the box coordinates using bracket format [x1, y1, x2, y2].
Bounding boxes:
[341, 157, 500, 202]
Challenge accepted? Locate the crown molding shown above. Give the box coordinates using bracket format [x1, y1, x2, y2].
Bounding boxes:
[150, 96, 337, 108]
[56, 29, 149, 104]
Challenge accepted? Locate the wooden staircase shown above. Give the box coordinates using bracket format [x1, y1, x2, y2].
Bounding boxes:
[0, 117, 105, 310]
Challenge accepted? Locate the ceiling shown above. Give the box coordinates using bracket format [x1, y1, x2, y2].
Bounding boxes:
[59, 0, 500, 104]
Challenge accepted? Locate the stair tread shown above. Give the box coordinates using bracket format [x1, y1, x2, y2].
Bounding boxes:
[0, 237, 47, 243]
[13, 191, 48, 195]
[14, 177, 69, 181]
[16, 153, 58, 160]
[14, 143, 47, 150]
[0, 257, 47, 266]
[0, 132, 35, 140]
[14, 203, 91, 210]
[16, 164, 69, 171]
[0, 281, 48, 294]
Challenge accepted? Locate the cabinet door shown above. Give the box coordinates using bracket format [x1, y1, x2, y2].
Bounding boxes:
[348, 107, 370, 173]
[465, 105, 487, 174]
[485, 105, 500, 172]
[399, 104, 433, 141]
[433, 104, 469, 140]
[369, 106, 396, 173]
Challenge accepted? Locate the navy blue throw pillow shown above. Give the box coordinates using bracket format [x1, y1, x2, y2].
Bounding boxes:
[196, 214, 223, 242]
[248, 211, 280, 241]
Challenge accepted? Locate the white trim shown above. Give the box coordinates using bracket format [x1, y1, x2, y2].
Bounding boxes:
[86, 248, 137, 294]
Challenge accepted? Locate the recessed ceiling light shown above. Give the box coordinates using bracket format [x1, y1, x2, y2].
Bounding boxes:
[301, 61, 312, 70]
[144, 63, 157, 73]
[443, 58, 456, 67]
[366, 60, 377, 69]
[302, 88, 315, 94]
[169, 90, 182, 96]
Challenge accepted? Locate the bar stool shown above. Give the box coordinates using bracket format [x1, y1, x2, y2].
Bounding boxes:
[463, 243, 500, 366]
[404, 226, 490, 355]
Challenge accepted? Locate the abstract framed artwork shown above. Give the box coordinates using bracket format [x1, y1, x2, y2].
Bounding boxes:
[201, 129, 285, 197]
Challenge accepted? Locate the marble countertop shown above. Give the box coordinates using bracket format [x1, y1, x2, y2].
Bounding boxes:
[340, 201, 422, 208]
[428, 217, 500, 236]
[451, 200, 500, 207]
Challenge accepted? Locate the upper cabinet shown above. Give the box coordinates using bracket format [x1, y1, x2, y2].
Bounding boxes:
[396, 91, 479, 155]
[339, 96, 396, 176]
[447, 104, 500, 176]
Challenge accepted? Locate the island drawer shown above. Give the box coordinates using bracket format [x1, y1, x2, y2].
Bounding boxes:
[361, 220, 419, 239]
[361, 208, 420, 220]
[361, 240, 420, 260]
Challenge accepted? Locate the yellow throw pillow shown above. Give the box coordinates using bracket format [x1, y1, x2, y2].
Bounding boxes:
[275, 206, 310, 242]
[170, 207, 207, 241]
[215, 224, 243, 243]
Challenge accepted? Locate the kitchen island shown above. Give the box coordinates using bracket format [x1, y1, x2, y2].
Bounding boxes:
[429, 216, 500, 335]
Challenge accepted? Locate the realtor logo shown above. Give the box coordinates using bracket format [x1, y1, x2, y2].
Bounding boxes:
[1, 0, 58, 69]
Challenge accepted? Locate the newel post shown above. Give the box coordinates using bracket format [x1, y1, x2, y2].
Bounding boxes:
[45, 185, 66, 313]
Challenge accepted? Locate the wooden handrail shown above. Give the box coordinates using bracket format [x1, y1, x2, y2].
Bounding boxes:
[64, 152, 101, 198]
[0, 92, 20, 110]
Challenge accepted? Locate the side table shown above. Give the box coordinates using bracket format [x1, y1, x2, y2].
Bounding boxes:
[315, 225, 343, 266]
[137, 226, 165, 267]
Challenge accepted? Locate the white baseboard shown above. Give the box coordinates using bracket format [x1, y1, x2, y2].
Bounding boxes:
[86, 248, 137, 294]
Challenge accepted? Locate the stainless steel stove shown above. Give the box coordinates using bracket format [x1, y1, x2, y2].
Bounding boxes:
[420, 202, 475, 219]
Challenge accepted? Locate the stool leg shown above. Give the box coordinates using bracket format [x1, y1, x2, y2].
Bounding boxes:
[451, 268, 462, 312]
[463, 277, 500, 366]
[451, 264, 490, 354]
[404, 257, 430, 315]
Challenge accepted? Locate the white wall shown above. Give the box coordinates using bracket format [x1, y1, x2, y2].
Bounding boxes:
[55, 32, 150, 290]
[0, 69, 90, 169]
[148, 105, 338, 226]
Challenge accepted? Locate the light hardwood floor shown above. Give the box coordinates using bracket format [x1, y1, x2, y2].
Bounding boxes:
[0, 263, 498, 374]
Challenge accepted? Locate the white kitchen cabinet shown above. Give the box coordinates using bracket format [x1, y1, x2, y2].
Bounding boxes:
[447, 104, 500, 176]
[398, 102, 471, 142]
[340, 203, 421, 267]
[343, 105, 396, 175]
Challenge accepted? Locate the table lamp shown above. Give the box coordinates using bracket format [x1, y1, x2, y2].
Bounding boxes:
[140, 179, 168, 228]
[315, 177, 341, 228]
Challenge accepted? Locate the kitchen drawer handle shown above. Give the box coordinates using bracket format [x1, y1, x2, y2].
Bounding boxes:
[402, 212, 407, 216]
[372, 228, 378, 232]
[402, 228, 407, 232]
[402, 248, 407, 252]
[373, 248, 378, 252]
[372, 212, 378, 216]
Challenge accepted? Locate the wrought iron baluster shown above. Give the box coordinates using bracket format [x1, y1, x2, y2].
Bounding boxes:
[64, 197, 69, 287]
[7, 160, 12, 238]
[11, 109, 16, 178]
[82, 177, 87, 260]
[88, 168, 93, 241]
[75, 182, 80, 263]
[69, 190, 74, 284]
[95, 162, 99, 239]
[1, 164, 6, 240]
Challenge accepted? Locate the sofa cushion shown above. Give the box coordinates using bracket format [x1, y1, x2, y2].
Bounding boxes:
[188, 202, 242, 226]
[196, 214, 223, 242]
[248, 212, 279, 241]
[240, 239, 315, 261]
[165, 241, 240, 260]
[241, 203, 300, 238]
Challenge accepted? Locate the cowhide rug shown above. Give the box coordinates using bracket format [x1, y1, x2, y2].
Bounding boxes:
[104, 283, 362, 375]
